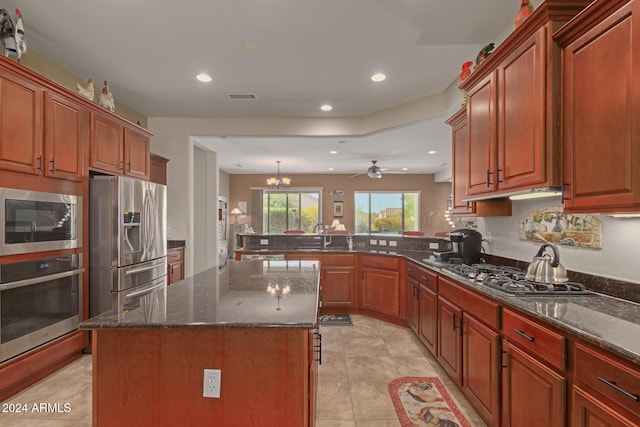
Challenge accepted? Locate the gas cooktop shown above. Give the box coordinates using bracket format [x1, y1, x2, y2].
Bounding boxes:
[446, 263, 593, 296]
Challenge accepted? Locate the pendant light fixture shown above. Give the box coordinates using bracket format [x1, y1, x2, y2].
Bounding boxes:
[267, 160, 291, 189]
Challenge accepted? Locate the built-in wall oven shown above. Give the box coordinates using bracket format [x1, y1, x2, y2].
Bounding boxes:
[0, 254, 83, 363]
[0, 188, 82, 255]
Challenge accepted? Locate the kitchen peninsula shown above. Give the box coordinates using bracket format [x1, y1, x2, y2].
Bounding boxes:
[80, 260, 321, 427]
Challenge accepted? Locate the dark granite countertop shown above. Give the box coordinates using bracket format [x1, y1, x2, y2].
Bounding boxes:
[79, 260, 320, 330]
[235, 248, 640, 365]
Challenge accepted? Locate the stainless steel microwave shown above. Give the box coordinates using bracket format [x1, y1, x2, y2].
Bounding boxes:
[0, 188, 82, 255]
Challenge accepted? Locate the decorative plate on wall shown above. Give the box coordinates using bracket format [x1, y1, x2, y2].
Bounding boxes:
[519, 206, 602, 249]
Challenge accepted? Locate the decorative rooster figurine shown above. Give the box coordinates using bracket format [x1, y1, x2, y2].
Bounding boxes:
[460, 61, 474, 82]
[76, 79, 95, 101]
[98, 80, 115, 112]
[515, 0, 534, 29]
[475, 43, 495, 66]
[0, 8, 27, 62]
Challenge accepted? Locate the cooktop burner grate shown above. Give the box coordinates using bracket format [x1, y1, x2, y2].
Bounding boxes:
[446, 263, 593, 295]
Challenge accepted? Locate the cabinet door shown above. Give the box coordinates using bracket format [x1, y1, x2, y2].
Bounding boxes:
[571, 385, 639, 427]
[502, 340, 565, 427]
[168, 261, 184, 285]
[44, 91, 86, 181]
[498, 27, 548, 190]
[406, 276, 419, 334]
[562, 1, 640, 212]
[124, 127, 150, 179]
[0, 68, 43, 175]
[437, 296, 462, 385]
[447, 109, 475, 214]
[418, 285, 437, 355]
[361, 267, 401, 317]
[90, 111, 124, 174]
[322, 266, 355, 309]
[462, 314, 500, 427]
[467, 71, 498, 196]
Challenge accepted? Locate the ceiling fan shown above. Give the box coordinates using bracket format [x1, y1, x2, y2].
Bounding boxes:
[350, 160, 406, 179]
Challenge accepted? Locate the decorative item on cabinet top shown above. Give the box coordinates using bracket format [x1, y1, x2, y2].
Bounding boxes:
[0, 8, 27, 62]
[519, 205, 602, 249]
[515, 0, 535, 29]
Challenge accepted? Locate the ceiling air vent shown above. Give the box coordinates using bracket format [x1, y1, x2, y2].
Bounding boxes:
[227, 93, 257, 100]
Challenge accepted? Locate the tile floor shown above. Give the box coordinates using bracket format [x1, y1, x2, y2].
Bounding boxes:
[0, 315, 486, 426]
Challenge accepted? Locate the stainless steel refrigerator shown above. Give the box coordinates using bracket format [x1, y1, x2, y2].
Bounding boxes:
[89, 176, 167, 318]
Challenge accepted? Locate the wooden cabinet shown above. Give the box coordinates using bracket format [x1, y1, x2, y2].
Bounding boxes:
[571, 341, 640, 426]
[501, 340, 566, 427]
[44, 91, 87, 181]
[149, 152, 169, 185]
[437, 275, 501, 426]
[90, 110, 151, 179]
[360, 255, 402, 319]
[320, 254, 356, 311]
[167, 247, 185, 285]
[407, 261, 438, 354]
[556, 0, 640, 213]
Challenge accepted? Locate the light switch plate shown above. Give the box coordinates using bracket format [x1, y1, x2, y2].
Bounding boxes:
[260, 239, 269, 245]
[389, 241, 397, 247]
[429, 242, 439, 249]
[378, 240, 387, 246]
[370, 239, 377, 245]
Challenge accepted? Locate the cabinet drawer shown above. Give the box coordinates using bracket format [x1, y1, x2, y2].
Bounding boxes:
[503, 308, 566, 370]
[167, 248, 184, 263]
[438, 276, 500, 329]
[574, 342, 640, 416]
[361, 254, 399, 270]
[407, 262, 437, 292]
[321, 254, 356, 267]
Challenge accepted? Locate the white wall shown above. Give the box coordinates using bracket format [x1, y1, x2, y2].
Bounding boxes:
[479, 197, 640, 285]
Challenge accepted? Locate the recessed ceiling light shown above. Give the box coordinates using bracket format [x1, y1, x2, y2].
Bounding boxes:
[196, 73, 212, 82]
[371, 73, 386, 82]
[329, 150, 338, 154]
[402, 167, 409, 171]
[328, 167, 334, 171]
[428, 150, 437, 154]
[321, 104, 333, 111]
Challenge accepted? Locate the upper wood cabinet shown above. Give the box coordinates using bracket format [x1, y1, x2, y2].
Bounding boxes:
[90, 110, 151, 180]
[460, 1, 590, 199]
[0, 67, 43, 175]
[149, 153, 169, 185]
[446, 108, 475, 215]
[555, 0, 640, 213]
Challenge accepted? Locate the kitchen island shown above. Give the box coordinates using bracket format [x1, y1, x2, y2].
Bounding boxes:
[80, 260, 321, 427]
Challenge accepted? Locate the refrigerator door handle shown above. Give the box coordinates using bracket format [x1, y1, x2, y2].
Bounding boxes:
[125, 278, 166, 299]
[124, 263, 163, 276]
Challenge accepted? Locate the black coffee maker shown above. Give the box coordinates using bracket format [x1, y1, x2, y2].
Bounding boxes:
[448, 228, 483, 265]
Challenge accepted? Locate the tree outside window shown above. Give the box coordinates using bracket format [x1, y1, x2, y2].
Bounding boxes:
[355, 191, 419, 234]
[263, 190, 321, 233]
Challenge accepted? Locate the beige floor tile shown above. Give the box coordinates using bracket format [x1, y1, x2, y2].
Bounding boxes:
[346, 356, 399, 383]
[316, 382, 354, 420]
[349, 382, 398, 421]
[316, 420, 356, 427]
[392, 356, 439, 378]
[342, 336, 389, 357]
[319, 352, 349, 383]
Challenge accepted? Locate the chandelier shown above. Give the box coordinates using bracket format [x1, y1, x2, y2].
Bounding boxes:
[266, 160, 291, 188]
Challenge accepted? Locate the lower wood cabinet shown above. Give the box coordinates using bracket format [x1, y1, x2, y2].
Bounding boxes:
[571, 385, 638, 427]
[360, 254, 402, 320]
[167, 247, 185, 285]
[501, 340, 566, 427]
[406, 275, 420, 334]
[322, 265, 356, 310]
[418, 284, 437, 355]
[437, 296, 463, 385]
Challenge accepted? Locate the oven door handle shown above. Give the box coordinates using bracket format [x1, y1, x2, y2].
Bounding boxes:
[125, 279, 166, 299]
[0, 268, 85, 291]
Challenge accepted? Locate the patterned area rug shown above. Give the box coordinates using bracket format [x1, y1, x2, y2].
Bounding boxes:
[319, 314, 353, 326]
[389, 377, 471, 427]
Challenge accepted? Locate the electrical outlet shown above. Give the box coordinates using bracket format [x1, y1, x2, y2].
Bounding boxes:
[378, 240, 387, 246]
[429, 242, 439, 249]
[389, 241, 397, 247]
[260, 239, 269, 245]
[370, 239, 377, 245]
[203, 369, 221, 398]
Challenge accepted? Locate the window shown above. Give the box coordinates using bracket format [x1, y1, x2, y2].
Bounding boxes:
[263, 190, 321, 233]
[355, 191, 419, 234]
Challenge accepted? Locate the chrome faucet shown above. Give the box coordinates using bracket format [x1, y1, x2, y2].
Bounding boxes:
[313, 223, 331, 248]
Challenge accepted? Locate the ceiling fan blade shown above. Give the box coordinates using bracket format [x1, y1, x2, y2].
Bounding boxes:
[383, 171, 406, 174]
[349, 172, 365, 178]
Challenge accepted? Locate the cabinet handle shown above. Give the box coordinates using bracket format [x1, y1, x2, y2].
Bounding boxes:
[127, 162, 132, 172]
[49, 159, 55, 174]
[452, 313, 457, 331]
[500, 349, 508, 369]
[37, 156, 43, 171]
[314, 332, 322, 365]
[120, 160, 125, 171]
[513, 329, 535, 342]
[597, 377, 640, 402]
[421, 276, 430, 282]
[459, 318, 464, 336]
[496, 167, 503, 184]
[486, 169, 492, 187]
[561, 180, 571, 203]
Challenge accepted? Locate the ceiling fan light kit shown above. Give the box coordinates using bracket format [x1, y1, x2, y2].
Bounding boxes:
[351, 160, 405, 179]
